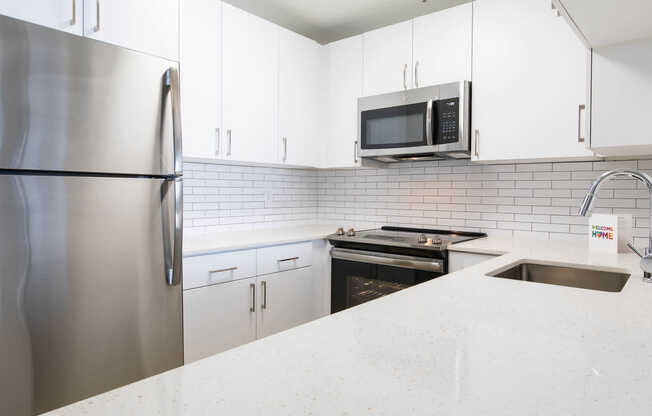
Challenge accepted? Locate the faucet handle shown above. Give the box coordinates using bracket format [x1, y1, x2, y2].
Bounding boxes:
[627, 242, 652, 282]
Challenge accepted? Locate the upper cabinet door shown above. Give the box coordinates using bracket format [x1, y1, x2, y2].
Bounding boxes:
[323, 35, 364, 168]
[222, 3, 278, 164]
[278, 28, 324, 167]
[590, 38, 652, 156]
[180, 0, 222, 159]
[362, 20, 413, 96]
[0, 0, 83, 35]
[83, 0, 179, 61]
[472, 0, 593, 162]
[413, 3, 472, 87]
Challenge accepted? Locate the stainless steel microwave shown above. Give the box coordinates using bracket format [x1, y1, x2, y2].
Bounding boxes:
[357, 81, 471, 162]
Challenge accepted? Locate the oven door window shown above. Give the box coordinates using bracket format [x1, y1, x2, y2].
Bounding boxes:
[360, 102, 428, 149]
[331, 259, 441, 313]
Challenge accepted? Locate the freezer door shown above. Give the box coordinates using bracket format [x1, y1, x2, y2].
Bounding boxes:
[0, 174, 183, 415]
[0, 15, 179, 176]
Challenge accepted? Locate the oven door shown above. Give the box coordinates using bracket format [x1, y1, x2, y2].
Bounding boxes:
[330, 248, 445, 313]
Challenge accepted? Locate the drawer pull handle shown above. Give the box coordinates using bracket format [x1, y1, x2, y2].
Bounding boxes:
[277, 257, 299, 263]
[209, 266, 238, 274]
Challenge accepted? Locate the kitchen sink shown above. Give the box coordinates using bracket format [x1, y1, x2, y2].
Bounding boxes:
[487, 261, 630, 292]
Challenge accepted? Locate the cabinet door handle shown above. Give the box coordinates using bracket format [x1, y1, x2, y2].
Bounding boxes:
[215, 127, 221, 156]
[474, 129, 480, 157]
[226, 129, 232, 156]
[208, 266, 237, 274]
[278, 257, 299, 263]
[70, 0, 76, 25]
[354, 140, 358, 164]
[249, 283, 255, 312]
[577, 104, 586, 143]
[282, 137, 287, 162]
[261, 281, 267, 309]
[403, 64, 408, 90]
[414, 60, 420, 88]
[93, 0, 100, 32]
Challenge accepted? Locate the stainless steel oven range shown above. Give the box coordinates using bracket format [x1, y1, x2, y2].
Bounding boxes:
[327, 227, 487, 313]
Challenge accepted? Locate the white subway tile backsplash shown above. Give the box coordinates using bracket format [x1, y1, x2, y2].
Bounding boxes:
[184, 159, 650, 246]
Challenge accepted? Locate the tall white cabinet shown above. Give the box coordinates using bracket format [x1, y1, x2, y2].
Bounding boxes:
[322, 35, 364, 168]
[180, 0, 222, 159]
[222, 3, 278, 164]
[278, 28, 325, 167]
[0, 0, 83, 35]
[83, 0, 179, 61]
[471, 0, 593, 162]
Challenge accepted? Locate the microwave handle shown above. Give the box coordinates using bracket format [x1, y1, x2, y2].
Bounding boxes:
[426, 100, 434, 146]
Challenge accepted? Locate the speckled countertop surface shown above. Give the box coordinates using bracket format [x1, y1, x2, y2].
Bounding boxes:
[183, 223, 357, 256]
[45, 237, 652, 415]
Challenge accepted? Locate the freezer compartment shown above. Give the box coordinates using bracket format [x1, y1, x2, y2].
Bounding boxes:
[0, 174, 183, 415]
[0, 14, 179, 176]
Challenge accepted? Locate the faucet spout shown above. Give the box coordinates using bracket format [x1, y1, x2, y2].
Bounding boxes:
[579, 168, 652, 281]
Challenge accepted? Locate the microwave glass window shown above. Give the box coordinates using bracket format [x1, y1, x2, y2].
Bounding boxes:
[361, 102, 428, 149]
[366, 113, 423, 145]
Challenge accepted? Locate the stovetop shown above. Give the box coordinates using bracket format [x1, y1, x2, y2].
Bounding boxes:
[327, 226, 487, 254]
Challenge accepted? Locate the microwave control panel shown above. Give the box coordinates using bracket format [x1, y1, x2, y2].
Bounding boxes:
[434, 98, 460, 144]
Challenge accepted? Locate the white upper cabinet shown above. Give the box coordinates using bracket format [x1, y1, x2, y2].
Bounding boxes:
[556, 0, 652, 48]
[0, 0, 83, 35]
[180, 0, 222, 159]
[322, 35, 364, 168]
[590, 38, 652, 156]
[412, 3, 473, 87]
[222, 3, 278, 164]
[362, 20, 413, 96]
[472, 0, 594, 162]
[83, 0, 179, 60]
[278, 28, 325, 167]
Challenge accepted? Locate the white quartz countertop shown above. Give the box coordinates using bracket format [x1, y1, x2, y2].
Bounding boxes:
[183, 224, 346, 256]
[46, 237, 652, 415]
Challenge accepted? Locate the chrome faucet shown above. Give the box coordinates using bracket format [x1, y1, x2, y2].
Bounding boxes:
[578, 168, 652, 281]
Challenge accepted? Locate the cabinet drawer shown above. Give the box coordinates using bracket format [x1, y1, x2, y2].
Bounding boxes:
[257, 242, 312, 275]
[183, 249, 257, 290]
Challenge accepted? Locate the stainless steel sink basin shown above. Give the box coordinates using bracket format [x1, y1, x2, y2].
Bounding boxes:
[487, 261, 630, 292]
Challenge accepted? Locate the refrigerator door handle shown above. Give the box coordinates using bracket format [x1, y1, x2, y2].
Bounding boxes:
[163, 67, 183, 286]
[170, 177, 183, 286]
[164, 67, 183, 176]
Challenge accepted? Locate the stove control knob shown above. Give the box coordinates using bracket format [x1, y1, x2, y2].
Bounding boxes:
[336, 227, 345, 236]
[418, 234, 427, 244]
[346, 228, 356, 237]
[433, 237, 443, 245]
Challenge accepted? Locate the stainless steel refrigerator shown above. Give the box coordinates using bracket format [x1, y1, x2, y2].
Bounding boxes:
[0, 15, 183, 415]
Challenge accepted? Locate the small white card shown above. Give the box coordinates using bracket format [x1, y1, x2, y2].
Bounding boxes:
[589, 214, 632, 253]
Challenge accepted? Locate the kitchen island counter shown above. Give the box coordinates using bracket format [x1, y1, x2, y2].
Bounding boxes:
[45, 237, 652, 415]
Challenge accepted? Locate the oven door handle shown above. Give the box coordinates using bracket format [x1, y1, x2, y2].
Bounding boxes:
[331, 248, 443, 273]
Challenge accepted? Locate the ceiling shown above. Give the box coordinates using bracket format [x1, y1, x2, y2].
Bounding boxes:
[222, 0, 472, 44]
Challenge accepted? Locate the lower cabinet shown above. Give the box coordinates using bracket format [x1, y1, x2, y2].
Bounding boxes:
[257, 267, 316, 338]
[183, 240, 327, 363]
[448, 251, 499, 273]
[183, 277, 257, 363]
